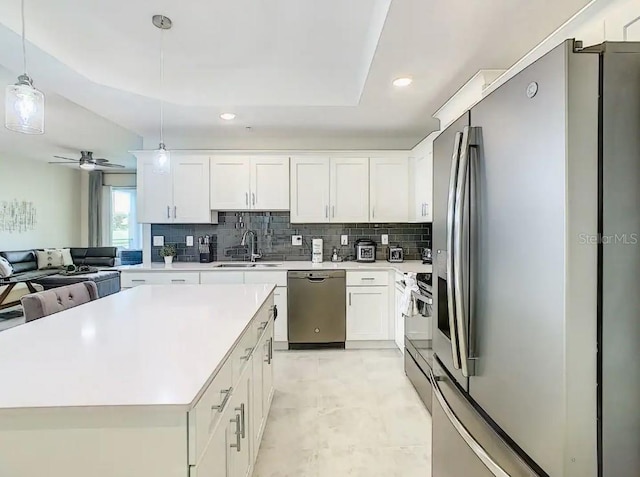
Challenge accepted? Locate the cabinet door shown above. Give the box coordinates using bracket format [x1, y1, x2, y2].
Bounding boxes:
[412, 154, 433, 223]
[262, 321, 274, 419]
[136, 153, 173, 223]
[251, 341, 264, 461]
[210, 157, 251, 210]
[273, 287, 288, 342]
[346, 286, 391, 341]
[394, 285, 405, 352]
[290, 157, 330, 223]
[370, 157, 409, 222]
[192, 404, 234, 477]
[251, 157, 290, 211]
[230, 363, 252, 477]
[173, 155, 211, 223]
[330, 157, 369, 223]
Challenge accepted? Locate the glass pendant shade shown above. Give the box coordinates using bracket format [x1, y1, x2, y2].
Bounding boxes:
[153, 143, 171, 174]
[5, 75, 44, 134]
[79, 162, 96, 171]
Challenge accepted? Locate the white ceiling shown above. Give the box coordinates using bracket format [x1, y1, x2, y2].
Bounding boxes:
[0, 0, 592, 154]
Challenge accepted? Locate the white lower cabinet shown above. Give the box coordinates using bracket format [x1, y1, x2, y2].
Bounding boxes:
[273, 287, 288, 343]
[394, 279, 405, 353]
[121, 272, 200, 288]
[200, 272, 245, 285]
[346, 285, 391, 341]
[252, 320, 274, 458]
[192, 402, 235, 477]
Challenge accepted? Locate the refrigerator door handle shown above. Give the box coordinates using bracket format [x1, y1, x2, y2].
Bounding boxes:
[446, 131, 463, 370]
[454, 126, 477, 377]
[429, 369, 510, 477]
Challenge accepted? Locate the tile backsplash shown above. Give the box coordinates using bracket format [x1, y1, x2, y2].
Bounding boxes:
[151, 212, 431, 262]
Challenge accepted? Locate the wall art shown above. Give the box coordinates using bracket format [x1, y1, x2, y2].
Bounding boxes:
[0, 200, 37, 233]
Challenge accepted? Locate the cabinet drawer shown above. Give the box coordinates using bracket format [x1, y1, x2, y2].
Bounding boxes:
[121, 272, 199, 287]
[188, 356, 233, 464]
[231, 325, 258, 385]
[346, 271, 389, 286]
[243, 271, 287, 287]
[200, 271, 245, 284]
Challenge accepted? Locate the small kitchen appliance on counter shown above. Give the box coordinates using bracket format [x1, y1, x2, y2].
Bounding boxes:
[387, 246, 404, 263]
[198, 236, 214, 263]
[421, 247, 432, 264]
[354, 239, 376, 262]
[312, 238, 323, 263]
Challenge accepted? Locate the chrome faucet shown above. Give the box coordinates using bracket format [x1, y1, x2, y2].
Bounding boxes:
[241, 229, 262, 262]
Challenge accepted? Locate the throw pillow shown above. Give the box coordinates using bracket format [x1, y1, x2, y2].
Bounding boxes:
[59, 248, 74, 267]
[0, 257, 12, 278]
[36, 249, 64, 270]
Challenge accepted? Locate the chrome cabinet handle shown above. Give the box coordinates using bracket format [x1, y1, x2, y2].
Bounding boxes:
[235, 403, 246, 438]
[211, 387, 232, 412]
[361, 277, 375, 281]
[325, 205, 329, 218]
[429, 369, 508, 476]
[174, 206, 177, 218]
[264, 340, 270, 363]
[348, 292, 352, 306]
[270, 304, 278, 320]
[171, 279, 186, 283]
[167, 206, 170, 219]
[454, 126, 476, 377]
[240, 347, 253, 361]
[258, 321, 268, 332]
[245, 192, 249, 206]
[252, 193, 256, 206]
[332, 206, 335, 218]
[446, 131, 463, 371]
[269, 337, 273, 363]
[131, 279, 146, 283]
[230, 414, 241, 452]
[372, 207, 375, 219]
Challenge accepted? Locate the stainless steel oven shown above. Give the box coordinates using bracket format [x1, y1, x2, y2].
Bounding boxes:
[404, 273, 434, 413]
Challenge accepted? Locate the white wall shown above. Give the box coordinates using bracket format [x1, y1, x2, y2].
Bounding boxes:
[103, 173, 136, 187]
[0, 156, 81, 250]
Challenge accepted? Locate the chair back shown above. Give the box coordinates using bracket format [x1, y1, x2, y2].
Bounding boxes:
[21, 282, 99, 322]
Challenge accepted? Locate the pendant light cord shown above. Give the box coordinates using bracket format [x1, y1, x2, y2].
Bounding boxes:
[21, 0, 27, 75]
[159, 25, 165, 145]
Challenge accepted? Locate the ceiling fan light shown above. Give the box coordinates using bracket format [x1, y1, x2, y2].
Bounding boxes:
[153, 143, 171, 174]
[80, 162, 96, 171]
[5, 76, 44, 134]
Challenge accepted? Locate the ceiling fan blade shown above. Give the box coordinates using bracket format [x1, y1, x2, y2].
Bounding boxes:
[98, 163, 125, 168]
[53, 156, 78, 161]
[94, 158, 110, 163]
[49, 161, 79, 164]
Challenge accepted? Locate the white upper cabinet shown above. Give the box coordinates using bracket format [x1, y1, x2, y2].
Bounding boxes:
[369, 157, 409, 222]
[410, 154, 433, 223]
[210, 156, 289, 211]
[210, 156, 252, 210]
[172, 156, 211, 223]
[137, 154, 173, 223]
[136, 152, 213, 224]
[251, 156, 290, 211]
[290, 157, 331, 223]
[330, 158, 369, 223]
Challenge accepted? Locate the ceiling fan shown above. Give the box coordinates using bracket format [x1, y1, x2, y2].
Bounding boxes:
[49, 151, 125, 170]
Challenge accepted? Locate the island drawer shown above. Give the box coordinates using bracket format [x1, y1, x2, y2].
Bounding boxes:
[121, 272, 200, 288]
[346, 270, 389, 286]
[189, 357, 233, 464]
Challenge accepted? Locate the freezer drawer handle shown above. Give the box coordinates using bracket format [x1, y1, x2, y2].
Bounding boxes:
[429, 370, 510, 477]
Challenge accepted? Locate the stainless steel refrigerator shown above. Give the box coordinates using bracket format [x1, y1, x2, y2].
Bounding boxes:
[431, 40, 640, 477]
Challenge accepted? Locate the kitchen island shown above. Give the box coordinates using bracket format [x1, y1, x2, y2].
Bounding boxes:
[0, 284, 276, 477]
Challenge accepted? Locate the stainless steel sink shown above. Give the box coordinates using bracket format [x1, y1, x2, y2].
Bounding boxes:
[213, 263, 282, 268]
[213, 263, 256, 268]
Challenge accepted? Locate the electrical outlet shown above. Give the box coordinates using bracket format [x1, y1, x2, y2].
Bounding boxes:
[186, 236, 194, 247]
[341, 235, 348, 246]
[381, 234, 389, 245]
[292, 235, 303, 246]
[153, 235, 164, 247]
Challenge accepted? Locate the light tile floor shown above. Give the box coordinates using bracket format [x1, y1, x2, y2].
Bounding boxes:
[253, 349, 432, 477]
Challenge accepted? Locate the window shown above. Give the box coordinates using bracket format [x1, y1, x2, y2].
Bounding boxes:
[109, 188, 142, 250]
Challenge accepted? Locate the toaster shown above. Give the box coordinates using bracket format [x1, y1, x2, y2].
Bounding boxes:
[355, 239, 376, 262]
[387, 246, 404, 263]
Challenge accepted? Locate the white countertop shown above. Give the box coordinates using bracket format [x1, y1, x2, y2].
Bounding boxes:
[119, 260, 432, 274]
[0, 284, 275, 410]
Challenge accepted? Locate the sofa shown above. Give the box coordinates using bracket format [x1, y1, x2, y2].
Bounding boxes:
[0, 247, 120, 309]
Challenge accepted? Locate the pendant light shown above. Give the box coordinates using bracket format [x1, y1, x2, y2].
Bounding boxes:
[152, 14, 171, 174]
[5, 0, 44, 134]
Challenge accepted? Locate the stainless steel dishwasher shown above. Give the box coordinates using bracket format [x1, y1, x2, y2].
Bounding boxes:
[287, 270, 346, 349]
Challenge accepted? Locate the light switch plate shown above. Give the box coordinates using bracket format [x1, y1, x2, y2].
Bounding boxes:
[341, 235, 348, 246]
[292, 235, 303, 246]
[153, 235, 164, 246]
[381, 234, 389, 245]
[186, 236, 194, 247]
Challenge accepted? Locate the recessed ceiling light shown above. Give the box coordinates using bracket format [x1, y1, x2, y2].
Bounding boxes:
[393, 77, 413, 87]
[220, 113, 236, 121]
